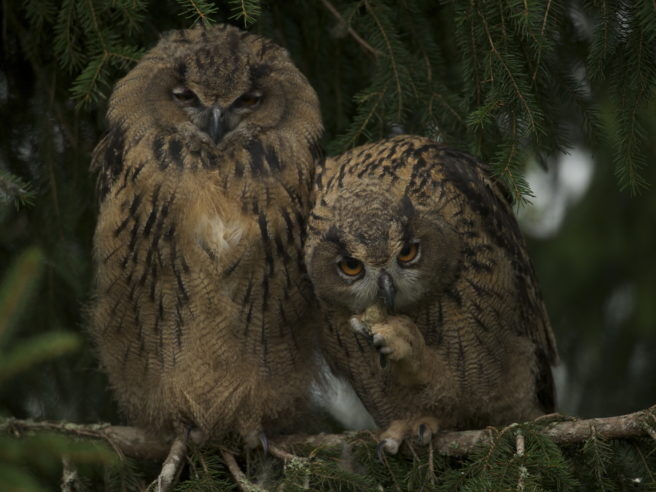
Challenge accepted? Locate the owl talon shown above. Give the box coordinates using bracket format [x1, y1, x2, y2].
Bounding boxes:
[259, 432, 269, 455]
[376, 440, 387, 462]
[376, 438, 400, 461]
[350, 316, 372, 340]
[417, 423, 431, 445]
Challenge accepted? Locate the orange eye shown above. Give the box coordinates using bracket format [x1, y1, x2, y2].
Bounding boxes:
[235, 91, 262, 108]
[337, 257, 364, 277]
[398, 242, 420, 264]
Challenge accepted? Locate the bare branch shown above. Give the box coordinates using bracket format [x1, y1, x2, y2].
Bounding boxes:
[275, 406, 656, 456]
[0, 418, 169, 460]
[155, 434, 188, 492]
[319, 0, 381, 57]
[220, 449, 266, 492]
[2, 405, 655, 462]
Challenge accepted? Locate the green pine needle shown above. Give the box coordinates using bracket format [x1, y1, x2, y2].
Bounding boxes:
[227, 0, 262, 27]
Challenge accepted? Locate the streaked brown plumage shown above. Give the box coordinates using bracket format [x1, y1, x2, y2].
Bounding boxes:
[90, 24, 323, 444]
[305, 135, 558, 453]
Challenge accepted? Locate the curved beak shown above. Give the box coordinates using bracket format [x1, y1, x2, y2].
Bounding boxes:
[377, 270, 396, 314]
[204, 106, 226, 144]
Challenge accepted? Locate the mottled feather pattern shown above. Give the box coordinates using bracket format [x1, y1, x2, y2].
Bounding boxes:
[90, 25, 323, 440]
[306, 135, 557, 438]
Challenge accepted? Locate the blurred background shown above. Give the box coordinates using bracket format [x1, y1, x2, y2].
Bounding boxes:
[0, 1, 654, 485]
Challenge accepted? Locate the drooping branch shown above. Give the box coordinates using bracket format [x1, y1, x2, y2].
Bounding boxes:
[2, 405, 655, 461]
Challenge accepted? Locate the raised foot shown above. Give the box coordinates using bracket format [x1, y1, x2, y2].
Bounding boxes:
[350, 312, 430, 385]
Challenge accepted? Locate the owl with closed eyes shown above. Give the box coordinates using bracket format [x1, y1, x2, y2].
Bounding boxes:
[89, 24, 323, 446]
[305, 135, 558, 454]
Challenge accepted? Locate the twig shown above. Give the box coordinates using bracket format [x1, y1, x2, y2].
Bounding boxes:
[60, 456, 82, 492]
[428, 439, 435, 484]
[220, 448, 266, 492]
[319, 0, 381, 57]
[515, 429, 525, 456]
[269, 443, 298, 462]
[643, 423, 656, 442]
[516, 430, 527, 492]
[156, 434, 188, 492]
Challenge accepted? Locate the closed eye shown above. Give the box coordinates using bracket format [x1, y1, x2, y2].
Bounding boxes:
[234, 90, 262, 109]
[172, 86, 198, 105]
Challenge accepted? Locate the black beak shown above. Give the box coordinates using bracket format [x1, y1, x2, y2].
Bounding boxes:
[377, 270, 396, 313]
[203, 106, 226, 144]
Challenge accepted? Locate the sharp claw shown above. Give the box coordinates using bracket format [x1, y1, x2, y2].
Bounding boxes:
[259, 432, 269, 455]
[350, 317, 372, 341]
[379, 352, 388, 368]
[418, 423, 427, 444]
[376, 440, 387, 463]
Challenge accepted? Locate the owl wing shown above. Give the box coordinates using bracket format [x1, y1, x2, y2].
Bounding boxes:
[428, 146, 558, 411]
[487, 171, 558, 412]
[484, 162, 558, 365]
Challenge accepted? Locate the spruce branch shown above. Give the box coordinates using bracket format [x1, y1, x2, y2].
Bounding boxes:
[0, 170, 36, 209]
[364, 0, 403, 121]
[476, 6, 537, 134]
[319, 0, 381, 57]
[3, 406, 655, 461]
[175, 0, 218, 25]
[227, 0, 262, 27]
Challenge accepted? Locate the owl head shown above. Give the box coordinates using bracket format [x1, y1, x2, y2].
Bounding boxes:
[306, 174, 461, 315]
[107, 24, 321, 146]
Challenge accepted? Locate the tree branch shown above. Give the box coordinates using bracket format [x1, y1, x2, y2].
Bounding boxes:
[0, 418, 169, 460]
[220, 448, 266, 492]
[155, 434, 188, 492]
[319, 0, 381, 57]
[2, 405, 655, 461]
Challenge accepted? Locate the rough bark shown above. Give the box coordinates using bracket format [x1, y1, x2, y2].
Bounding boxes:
[2, 405, 655, 460]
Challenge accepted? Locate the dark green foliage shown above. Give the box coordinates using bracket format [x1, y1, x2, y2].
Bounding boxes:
[161, 427, 653, 491]
[438, 426, 579, 491]
[567, 436, 656, 491]
[0, 169, 36, 209]
[0, 249, 112, 491]
[226, 0, 262, 26]
[103, 457, 149, 492]
[1, 0, 655, 489]
[174, 451, 237, 490]
[584, 0, 656, 194]
[176, 0, 220, 26]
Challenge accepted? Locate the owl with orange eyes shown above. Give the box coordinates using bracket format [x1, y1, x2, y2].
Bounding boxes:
[305, 135, 558, 455]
